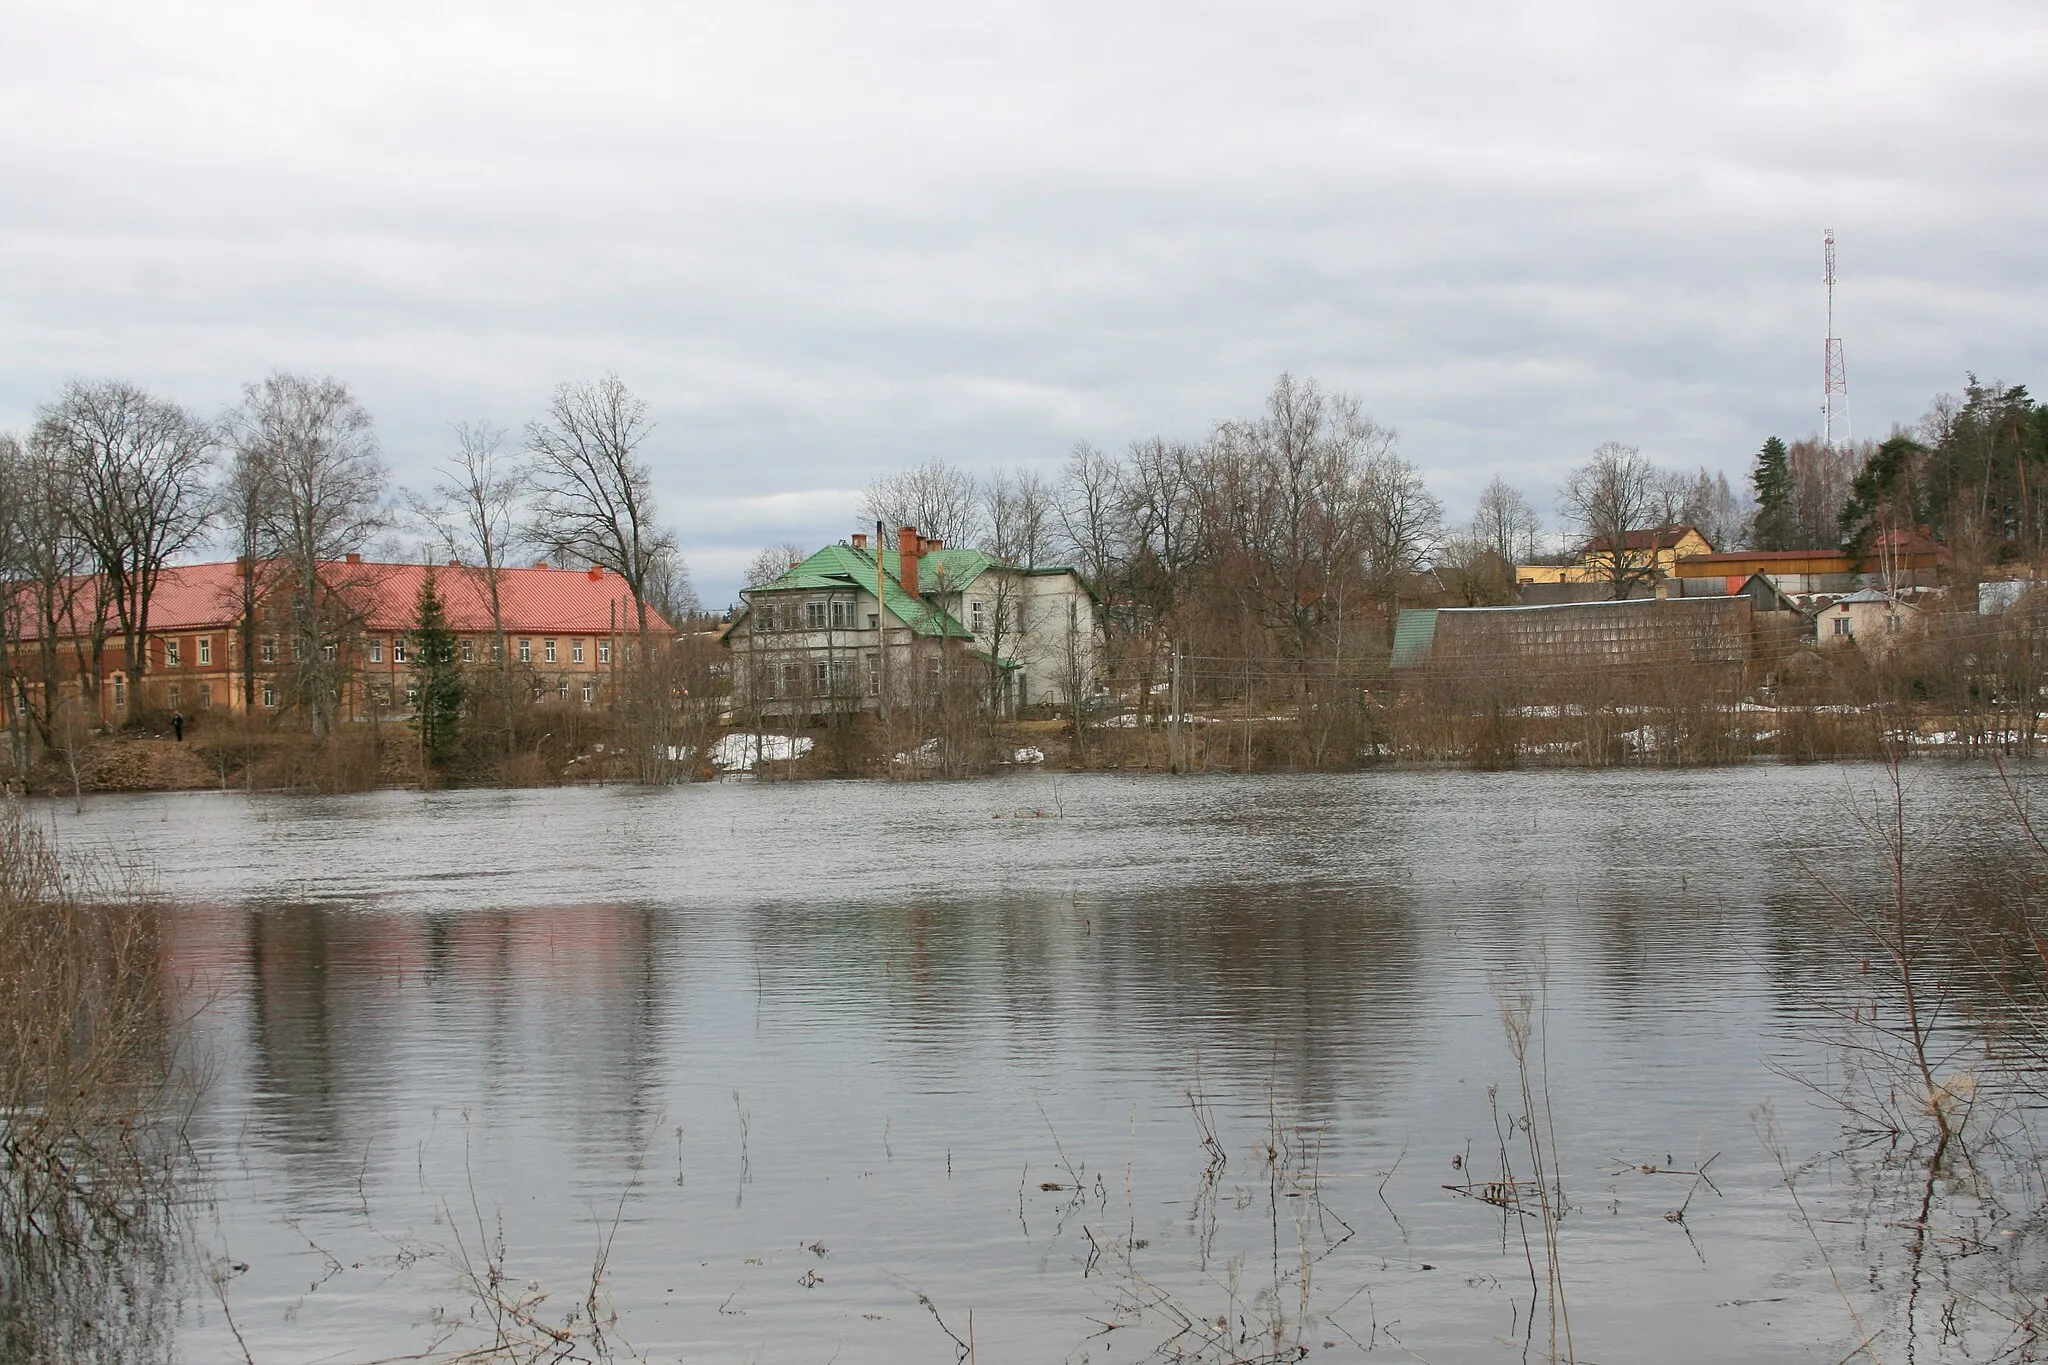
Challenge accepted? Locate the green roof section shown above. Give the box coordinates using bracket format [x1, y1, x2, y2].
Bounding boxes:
[745, 543, 976, 639]
[1390, 608, 1440, 668]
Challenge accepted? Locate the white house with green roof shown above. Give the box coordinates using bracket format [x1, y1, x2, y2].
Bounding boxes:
[720, 527, 1098, 718]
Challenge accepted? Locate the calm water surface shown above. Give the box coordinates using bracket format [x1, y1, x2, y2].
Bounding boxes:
[44, 764, 2023, 1362]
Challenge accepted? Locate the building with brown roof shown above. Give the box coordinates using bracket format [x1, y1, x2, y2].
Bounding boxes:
[1516, 525, 1715, 588]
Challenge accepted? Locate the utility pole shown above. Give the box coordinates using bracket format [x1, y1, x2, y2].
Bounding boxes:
[1169, 641, 1182, 774]
[874, 520, 888, 723]
[1823, 228, 1850, 452]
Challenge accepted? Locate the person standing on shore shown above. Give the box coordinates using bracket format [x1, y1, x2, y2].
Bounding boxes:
[171, 711, 183, 741]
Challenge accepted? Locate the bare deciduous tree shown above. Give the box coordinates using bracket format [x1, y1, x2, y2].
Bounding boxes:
[1668, 466, 1746, 551]
[1357, 448, 1443, 624]
[34, 380, 217, 710]
[1558, 442, 1665, 599]
[1788, 436, 1862, 548]
[524, 375, 685, 779]
[744, 541, 811, 589]
[229, 372, 388, 741]
[1471, 476, 1543, 567]
[6, 432, 93, 752]
[983, 466, 1057, 569]
[408, 420, 527, 756]
[861, 458, 984, 546]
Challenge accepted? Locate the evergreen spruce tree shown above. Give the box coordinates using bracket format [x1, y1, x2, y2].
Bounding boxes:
[1749, 436, 1792, 550]
[410, 568, 464, 768]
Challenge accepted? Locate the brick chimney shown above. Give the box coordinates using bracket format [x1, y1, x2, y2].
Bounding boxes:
[852, 532, 868, 550]
[345, 552, 362, 565]
[926, 537, 944, 552]
[897, 525, 921, 597]
[587, 565, 603, 581]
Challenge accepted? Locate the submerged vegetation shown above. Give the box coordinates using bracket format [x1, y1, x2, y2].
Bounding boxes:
[0, 803, 187, 1364]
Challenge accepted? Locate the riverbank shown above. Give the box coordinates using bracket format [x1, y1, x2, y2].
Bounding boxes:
[9, 702, 2040, 797]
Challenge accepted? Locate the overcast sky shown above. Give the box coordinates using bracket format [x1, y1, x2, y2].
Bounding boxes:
[4, 1, 2043, 606]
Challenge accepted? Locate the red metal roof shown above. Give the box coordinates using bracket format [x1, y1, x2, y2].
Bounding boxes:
[8, 559, 671, 641]
[324, 560, 667, 635]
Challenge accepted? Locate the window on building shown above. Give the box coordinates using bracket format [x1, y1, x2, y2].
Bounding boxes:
[491, 641, 504, 664]
[262, 683, 277, 709]
[370, 639, 384, 663]
[323, 643, 336, 661]
[261, 636, 277, 664]
[758, 603, 777, 632]
[831, 599, 854, 629]
[813, 659, 831, 692]
[806, 601, 826, 630]
[571, 638, 585, 664]
[624, 643, 634, 664]
[829, 659, 850, 693]
[544, 639, 557, 664]
[168, 684, 180, 710]
[557, 678, 570, 701]
[461, 639, 475, 663]
[518, 639, 532, 663]
[581, 681, 594, 704]
[971, 600, 986, 634]
[392, 636, 406, 663]
[198, 636, 212, 666]
[198, 682, 213, 709]
[598, 640, 611, 664]
[165, 639, 180, 667]
[113, 676, 126, 709]
[405, 681, 419, 707]
[865, 653, 879, 695]
[868, 613, 878, 629]
[1833, 616, 1850, 636]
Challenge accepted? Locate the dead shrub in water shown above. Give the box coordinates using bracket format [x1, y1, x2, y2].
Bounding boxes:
[0, 803, 189, 1363]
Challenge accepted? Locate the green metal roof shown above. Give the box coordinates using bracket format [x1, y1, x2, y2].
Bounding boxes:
[744, 543, 975, 638]
[1390, 608, 1440, 667]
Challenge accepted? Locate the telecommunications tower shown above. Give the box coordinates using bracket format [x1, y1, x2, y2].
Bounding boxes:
[1822, 228, 1850, 450]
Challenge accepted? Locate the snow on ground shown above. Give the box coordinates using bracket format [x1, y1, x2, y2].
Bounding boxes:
[709, 733, 814, 772]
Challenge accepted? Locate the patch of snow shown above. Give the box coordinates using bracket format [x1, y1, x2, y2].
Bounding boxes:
[893, 737, 943, 767]
[1012, 746, 1046, 764]
[710, 733, 813, 771]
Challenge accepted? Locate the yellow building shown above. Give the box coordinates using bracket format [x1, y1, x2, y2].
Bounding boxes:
[1516, 526, 1715, 586]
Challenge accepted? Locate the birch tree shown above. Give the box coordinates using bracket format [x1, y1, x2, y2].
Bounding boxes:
[229, 373, 388, 741]
[409, 421, 526, 756]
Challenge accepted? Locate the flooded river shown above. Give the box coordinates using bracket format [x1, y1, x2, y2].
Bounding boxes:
[37, 764, 2046, 1362]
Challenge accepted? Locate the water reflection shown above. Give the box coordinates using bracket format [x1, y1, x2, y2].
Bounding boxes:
[35, 765, 2048, 1360]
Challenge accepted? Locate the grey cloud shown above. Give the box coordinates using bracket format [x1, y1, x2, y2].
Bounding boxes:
[3, 0, 2043, 602]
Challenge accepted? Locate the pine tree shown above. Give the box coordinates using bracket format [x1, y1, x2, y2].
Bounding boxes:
[410, 568, 464, 768]
[1749, 436, 1792, 550]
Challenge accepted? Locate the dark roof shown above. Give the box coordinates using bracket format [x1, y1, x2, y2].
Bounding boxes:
[1586, 525, 1709, 554]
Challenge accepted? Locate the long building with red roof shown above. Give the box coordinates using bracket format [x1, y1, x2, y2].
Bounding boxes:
[3, 555, 673, 724]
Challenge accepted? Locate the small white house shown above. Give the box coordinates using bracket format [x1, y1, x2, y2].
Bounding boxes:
[1820, 587, 1921, 648]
